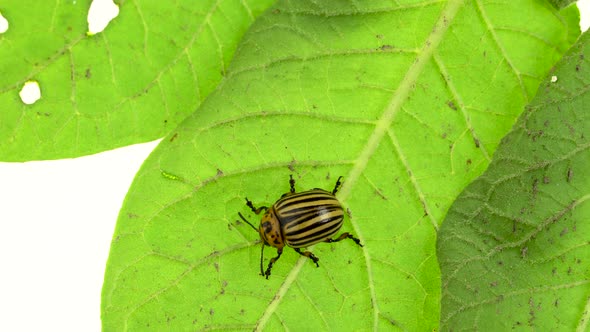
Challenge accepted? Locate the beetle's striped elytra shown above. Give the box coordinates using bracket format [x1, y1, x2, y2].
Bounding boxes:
[238, 175, 362, 279]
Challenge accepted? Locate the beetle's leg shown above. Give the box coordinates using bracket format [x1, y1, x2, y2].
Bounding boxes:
[325, 232, 363, 247]
[259, 242, 266, 277]
[332, 176, 344, 195]
[245, 198, 268, 215]
[294, 248, 320, 267]
[289, 174, 296, 194]
[264, 247, 283, 279]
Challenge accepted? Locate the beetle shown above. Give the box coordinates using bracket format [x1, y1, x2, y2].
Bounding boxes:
[238, 175, 363, 279]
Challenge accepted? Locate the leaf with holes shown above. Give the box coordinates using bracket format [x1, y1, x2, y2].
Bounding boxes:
[0, 0, 275, 161]
[438, 30, 590, 330]
[101, 0, 579, 330]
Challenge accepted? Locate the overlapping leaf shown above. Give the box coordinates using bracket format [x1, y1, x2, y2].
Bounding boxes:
[438, 30, 590, 330]
[101, 0, 580, 330]
[0, 0, 275, 161]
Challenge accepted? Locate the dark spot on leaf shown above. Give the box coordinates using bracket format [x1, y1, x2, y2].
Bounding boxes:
[446, 100, 457, 110]
[272, 8, 281, 14]
[214, 262, 219, 272]
[240, 309, 245, 315]
[206, 250, 219, 259]
[567, 266, 572, 275]
[521, 247, 528, 258]
[85, 68, 91, 79]
[532, 178, 538, 198]
[560, 228, 568, 237]
[490, 281, 498, 287]
[376, 34, 384, 39]
[379, 44, 393, 51]
[216, 168, 224, 177]
[374, 189, 387, 200]
[466, 159, 472, 165]
[441, 132, 447, 139]
[474, 138, 480, 148]
[210, 309, 214, 316]
[127, 213, 139, 219]
[220, 280, 228, 294]
[169, 133, 178, 142]
[552, 267, 557, 275]
[554, 299, 559, 307]
[543, 176, 550, 184]
[567, 167, 573, 182]
[528, 298, 537, 326]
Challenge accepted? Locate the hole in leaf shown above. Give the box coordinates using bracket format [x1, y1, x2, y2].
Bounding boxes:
[551, 75, 558, 83]
[87, 0, 119, 35]
[0, 11, 8, 33]
[19, 81, 41, 105]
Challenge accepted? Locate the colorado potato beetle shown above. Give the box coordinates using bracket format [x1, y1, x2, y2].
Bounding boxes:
[238, 175, 362, 279]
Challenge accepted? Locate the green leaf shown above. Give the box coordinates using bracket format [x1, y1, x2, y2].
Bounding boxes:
[0, 0, 275, 161]
[101, 0, 579, 330]
[547, 0, 578, 9]
[438, 31, 590, 330]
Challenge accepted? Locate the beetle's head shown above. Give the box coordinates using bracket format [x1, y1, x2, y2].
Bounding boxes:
[259, 209, 284, 248]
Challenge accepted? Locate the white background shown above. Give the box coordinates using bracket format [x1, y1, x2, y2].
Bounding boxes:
[1, 2, 589, 331]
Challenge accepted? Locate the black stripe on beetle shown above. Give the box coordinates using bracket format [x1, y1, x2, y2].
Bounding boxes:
[238, 175, 363, 279]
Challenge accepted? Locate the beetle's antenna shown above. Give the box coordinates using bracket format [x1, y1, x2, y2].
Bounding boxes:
[238, 212, 258, 232]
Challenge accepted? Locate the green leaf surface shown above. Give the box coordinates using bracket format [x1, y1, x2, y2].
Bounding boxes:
[548, 0, 578, 10]
[438, 31, 590, 330]
[101, 0, 579, 330]
[0, 0, 275, 161]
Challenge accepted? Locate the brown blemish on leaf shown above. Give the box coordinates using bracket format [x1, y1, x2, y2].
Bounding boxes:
[567, 167, 573, 182]
[374, 188, 387, 200]
[169, 133, 178, 142]
[85, 68, 91, 79]
[474, 138, 480, 148]
[521, 246, 528, 258]
[446, 100, 457, 110]
[560, 227, 568, 237]
[543, 176, 550, 184]
[379, 44, 393, 51]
